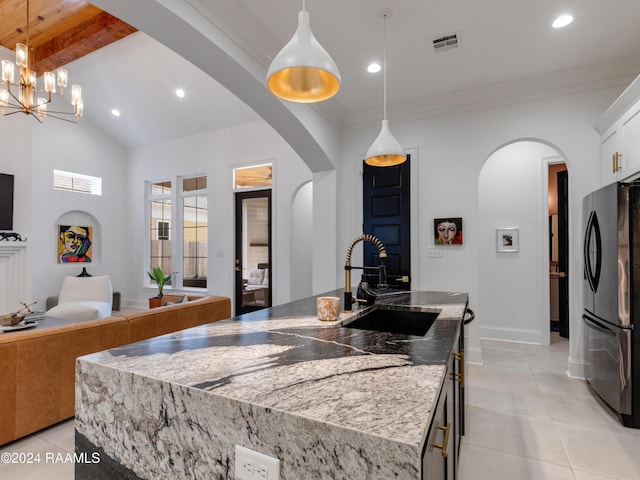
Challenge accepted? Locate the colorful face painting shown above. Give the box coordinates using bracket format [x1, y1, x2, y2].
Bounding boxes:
[58, 225, 92, 263]
[434, 218, 463, 245]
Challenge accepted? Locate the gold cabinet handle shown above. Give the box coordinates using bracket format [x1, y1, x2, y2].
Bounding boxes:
[613, 152, 622, 173]
[452, 351, 465, 387]
[433, 423, 451, 457]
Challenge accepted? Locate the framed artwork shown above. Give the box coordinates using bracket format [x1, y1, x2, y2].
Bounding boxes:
[434, 217, 463, 245]
[58, 225, 93, 263]
[496, 228, 519, 252]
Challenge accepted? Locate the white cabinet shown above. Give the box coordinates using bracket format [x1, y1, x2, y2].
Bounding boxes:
[599, 124, 621, 185]
[620, 98, 640, 177]
[595, 77, 640, 186]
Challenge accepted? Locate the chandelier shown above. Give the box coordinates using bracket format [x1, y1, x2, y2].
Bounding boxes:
[0, 0, 83, 123]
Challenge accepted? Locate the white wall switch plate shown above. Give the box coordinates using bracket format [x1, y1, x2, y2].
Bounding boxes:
[427, 248, 443, 258]
[235, 445, 280, 480]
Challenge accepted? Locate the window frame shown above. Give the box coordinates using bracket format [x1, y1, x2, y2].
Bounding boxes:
[146, 175, 208, 293]
[179, 175, 208, 290]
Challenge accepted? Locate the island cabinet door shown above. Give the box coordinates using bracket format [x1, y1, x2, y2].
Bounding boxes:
[422, 358, 456, 479]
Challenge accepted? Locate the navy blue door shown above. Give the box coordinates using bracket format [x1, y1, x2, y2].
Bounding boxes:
[362, 155, 411, 289]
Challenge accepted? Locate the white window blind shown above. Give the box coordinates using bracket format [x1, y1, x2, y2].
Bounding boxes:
[53, 170, 102, 195]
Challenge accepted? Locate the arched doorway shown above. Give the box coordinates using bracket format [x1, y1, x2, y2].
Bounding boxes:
[478, 140, 569, 346]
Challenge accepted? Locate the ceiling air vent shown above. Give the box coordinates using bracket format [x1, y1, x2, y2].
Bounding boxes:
[432, 33, 459, 52]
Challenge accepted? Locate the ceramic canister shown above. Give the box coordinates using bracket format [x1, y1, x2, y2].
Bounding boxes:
[316, 296, 340, 321]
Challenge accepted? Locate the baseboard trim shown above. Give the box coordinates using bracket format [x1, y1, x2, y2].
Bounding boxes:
[480, 325, 545, 345]
[466, 346, 483, 365]
[568, 356, 587, 379]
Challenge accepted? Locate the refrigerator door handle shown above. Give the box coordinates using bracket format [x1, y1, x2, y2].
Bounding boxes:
[583, 211, 602, 293]
[583, 313, 616, 337]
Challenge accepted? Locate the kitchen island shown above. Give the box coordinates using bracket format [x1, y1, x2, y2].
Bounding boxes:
[75, 290, 468, 479]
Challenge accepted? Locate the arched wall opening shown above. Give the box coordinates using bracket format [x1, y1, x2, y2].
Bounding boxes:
[478, 140, 569, 346]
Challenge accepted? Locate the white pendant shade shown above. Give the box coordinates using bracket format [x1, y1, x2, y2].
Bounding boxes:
[365, 119, 406, 166]
[365, 10, 405, 167]
[266, 10, 340, 103]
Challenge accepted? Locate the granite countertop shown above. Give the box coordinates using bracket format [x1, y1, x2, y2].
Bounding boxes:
[75, 289, 468, 480]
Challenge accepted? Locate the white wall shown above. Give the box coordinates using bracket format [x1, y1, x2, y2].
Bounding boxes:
[479, 141, 560, 345]
[30, 117, 128, 306]
[338, 86, 621, 374]
[0, 115, 32, 308]
[125, 120, 312, 311]
[0, 113, 127, 310]
[290, 181, 313, 300]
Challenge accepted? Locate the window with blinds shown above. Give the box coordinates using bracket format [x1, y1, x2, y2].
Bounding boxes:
[53, 170, 102, 195]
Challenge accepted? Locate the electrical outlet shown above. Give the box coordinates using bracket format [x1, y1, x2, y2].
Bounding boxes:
[235, 445, 280, 480]
[255, 465, 269, 479]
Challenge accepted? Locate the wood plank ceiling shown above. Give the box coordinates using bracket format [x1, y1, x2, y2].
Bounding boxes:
[0, 0, 136, 72]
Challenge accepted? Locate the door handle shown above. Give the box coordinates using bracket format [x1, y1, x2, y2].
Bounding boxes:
[583, 314, 616, 337]
[557, 272, 567, 278]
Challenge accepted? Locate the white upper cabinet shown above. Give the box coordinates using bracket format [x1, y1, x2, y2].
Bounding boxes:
[600, 123, 621, 185]
[595, 77, 640, 186]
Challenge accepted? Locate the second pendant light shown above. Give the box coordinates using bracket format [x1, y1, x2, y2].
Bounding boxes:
[365, 9, 406, 167]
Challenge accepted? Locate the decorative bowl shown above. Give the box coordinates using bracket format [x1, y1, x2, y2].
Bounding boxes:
[1, 313, 26, 327]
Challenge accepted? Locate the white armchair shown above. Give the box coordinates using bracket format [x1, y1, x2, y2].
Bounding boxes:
[46, 275, 113, 321]
[244, 268, 269, 305]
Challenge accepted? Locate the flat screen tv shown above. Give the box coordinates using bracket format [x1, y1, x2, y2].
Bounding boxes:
[0, 173, 15, 231]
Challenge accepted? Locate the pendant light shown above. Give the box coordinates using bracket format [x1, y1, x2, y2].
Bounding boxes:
[266, 0, 340, 103]
[365, 9, 406, 167]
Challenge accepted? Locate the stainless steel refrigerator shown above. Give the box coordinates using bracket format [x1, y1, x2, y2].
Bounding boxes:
[583, 181, 640, 428]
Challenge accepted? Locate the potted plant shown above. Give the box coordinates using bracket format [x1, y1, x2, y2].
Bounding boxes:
[147, 267, 176, 308]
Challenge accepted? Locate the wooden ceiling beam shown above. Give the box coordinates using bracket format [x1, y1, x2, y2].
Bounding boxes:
[0, 1, 98, 47]
[33, 11, 137, 72]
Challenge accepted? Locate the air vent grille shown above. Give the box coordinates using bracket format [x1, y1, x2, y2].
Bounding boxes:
[433, 33, 459, 52]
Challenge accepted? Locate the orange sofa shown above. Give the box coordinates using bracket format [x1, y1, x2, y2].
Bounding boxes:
[0, 294, 231, 446]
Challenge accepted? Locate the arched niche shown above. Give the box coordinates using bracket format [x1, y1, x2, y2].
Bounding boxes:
[53, 210, 102, 266]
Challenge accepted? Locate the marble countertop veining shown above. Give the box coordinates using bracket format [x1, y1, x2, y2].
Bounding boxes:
[80, 290, 467, 446]
[76, 289, 468, 479]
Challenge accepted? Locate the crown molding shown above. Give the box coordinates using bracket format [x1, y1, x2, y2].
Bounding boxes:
[343, 55, 640, 131]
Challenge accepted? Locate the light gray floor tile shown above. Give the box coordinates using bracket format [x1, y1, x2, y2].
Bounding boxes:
[0, 437, 74, 480]
[458, 443, 575, 480]
[555, 419, 640, 479]
[464, 405, 570, 467]
[35, 420, 75, 452]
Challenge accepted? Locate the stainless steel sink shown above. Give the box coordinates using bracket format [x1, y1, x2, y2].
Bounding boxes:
[344, 308, 439, 336]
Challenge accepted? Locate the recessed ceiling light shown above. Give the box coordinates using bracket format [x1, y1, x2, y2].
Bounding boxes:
[111, 109, 121, 117]
[552, 14, 574, 28]
[367, 63, 381, 74]
[175, 89, 185, 98]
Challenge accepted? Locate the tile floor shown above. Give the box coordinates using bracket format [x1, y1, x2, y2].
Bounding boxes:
[459, 334, 640, 480]
[2, 333, 639, 479]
